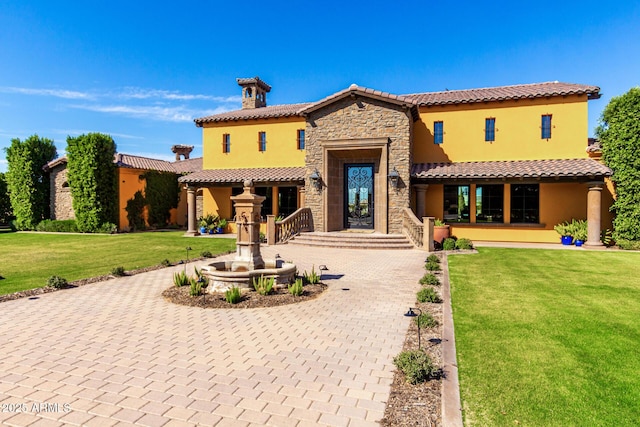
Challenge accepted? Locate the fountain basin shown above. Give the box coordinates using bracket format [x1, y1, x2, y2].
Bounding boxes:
[201, 259, 297, 292]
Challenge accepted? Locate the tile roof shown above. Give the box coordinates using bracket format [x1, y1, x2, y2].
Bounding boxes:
[195, 81, 600, 124]
[44, 154, 203, 174]
[403, 82, 601, 106]
[236, 77, 271, 92]
[178, 167, 306, 184]
[411, 159, 612, 180]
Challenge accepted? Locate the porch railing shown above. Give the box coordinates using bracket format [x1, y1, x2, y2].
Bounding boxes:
[402, 208, 435, 251]
[267, 207, 312, 245]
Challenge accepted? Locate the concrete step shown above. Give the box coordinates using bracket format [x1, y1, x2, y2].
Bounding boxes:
[287, 232, 415, 250]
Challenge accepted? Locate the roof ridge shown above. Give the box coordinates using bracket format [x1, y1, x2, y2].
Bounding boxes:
[401, 81, 583, 97]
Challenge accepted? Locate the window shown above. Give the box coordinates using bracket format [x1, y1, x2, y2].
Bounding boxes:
[510, 184, 539, 223]
[255, 187, 272, 219]
[278, 186, 298, 217]
[297, 129, 305, 150]
[443, 185, 470, 223]
[476, 185, 504, 223]
[434, 121, 444, 144]
[541, 114, 552, 139]
[258, 131, 266, 152]
[485, 118, 496, 142]
[222, 134, 230, 153]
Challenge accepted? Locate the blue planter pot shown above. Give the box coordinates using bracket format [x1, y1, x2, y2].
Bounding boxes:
[216, 227, 223, 234]
[575, 239, 584, 247]
[561, 235, 574, 245]
[209, 229, 214, 235]
[199, 227, 207, 234]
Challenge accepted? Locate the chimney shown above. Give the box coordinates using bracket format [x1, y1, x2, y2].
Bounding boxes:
[237, 77, 271, 109]
[171, 145, 194, 161]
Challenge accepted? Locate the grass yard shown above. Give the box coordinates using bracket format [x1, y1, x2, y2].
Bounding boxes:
[0, 231, 236, 295]
[449, 248, 640, 426]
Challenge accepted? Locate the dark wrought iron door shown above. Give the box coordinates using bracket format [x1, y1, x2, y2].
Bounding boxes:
[344, 164, 374, 229]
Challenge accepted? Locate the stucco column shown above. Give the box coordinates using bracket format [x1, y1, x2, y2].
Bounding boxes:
[185, 186, 199, 236]
[298, 185, 306, 208]
[414, 184, 429, 218]
[585, 182, 604, 247]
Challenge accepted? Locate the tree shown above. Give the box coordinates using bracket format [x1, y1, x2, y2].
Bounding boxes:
[0, 172, 13, 224]
[4, 135, 57, 229]
[596, 87, 640, 242]
[66, 133, 117, 232]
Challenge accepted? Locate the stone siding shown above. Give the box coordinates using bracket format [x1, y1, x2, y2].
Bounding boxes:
[50, 164, 75, 220]
[304, 96, 413, 233]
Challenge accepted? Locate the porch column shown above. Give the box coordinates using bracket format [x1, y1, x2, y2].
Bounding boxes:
[415, 184, 429, 218]
[185, 185, 199, 236]
[585, 182, 604, 247]
[298, 185, 306, 208]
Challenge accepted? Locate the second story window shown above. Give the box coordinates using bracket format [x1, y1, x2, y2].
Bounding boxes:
[434, 121, 444, 144]
[222, 133, 230, 153]
[258, 131, 266, 152]
[297, 129, 305, 150]
[541, 114, 552, 139]
[485, 118, 496, 142]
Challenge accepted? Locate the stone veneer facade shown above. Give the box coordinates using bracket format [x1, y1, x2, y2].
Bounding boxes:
[49, 164, 75, 220]
[304, 96, 413, 233]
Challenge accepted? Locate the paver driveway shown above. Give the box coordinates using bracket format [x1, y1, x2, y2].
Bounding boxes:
[0, 244, 425, 426]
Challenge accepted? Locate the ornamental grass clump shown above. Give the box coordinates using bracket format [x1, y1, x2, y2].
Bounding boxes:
[303, 265, 321, 285]
[253, 275, 275, 295]
[46, 275, 68, 289]
[173, 270, 190, 287]
[426, 254, 440, 264]
[416, 312, 439, 329]
[224, 286, 242, 304]
[111, 266, 126, 276]
[442, 238, 456, 251]
[189, 277, 202, 296]
[288, 278, 304, 296]
[425, 260, 441, 272]
[419, 273, 440, 286]
[417, 287, 442, 303]
[393, 349, 437, 384]
[455, 238, 474, 250]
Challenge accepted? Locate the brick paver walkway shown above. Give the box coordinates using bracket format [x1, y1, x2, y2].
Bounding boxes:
[0, 245, 425, 426]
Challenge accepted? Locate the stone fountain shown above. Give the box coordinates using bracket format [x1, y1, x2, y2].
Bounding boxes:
[201, 180, 297, 292]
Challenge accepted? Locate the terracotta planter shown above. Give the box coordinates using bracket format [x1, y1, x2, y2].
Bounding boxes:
[433, 225, 450, 244]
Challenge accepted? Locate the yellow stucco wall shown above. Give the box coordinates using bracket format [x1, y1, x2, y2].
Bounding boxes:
[414, 95, 590, 163]
[202, 117, 306, 170]
[202, 187, 233, 220]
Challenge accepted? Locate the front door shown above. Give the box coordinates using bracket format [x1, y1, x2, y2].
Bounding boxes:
[344, 164, 374, 229]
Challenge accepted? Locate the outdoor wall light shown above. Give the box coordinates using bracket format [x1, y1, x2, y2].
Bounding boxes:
[388, 167, 400, 189]
[404, 307, 422, 350]
[310, 169, 322, 190]
[185, 246, 192, 273]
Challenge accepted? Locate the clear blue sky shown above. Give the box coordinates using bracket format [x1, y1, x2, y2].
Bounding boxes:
[1, 1, 639, 173]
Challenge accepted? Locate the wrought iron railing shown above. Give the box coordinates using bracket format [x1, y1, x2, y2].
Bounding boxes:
[275, 207, 312, 244]
[402, 207, 424, 249]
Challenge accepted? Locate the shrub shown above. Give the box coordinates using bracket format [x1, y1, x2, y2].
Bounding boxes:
[189, 277, 202, 296]
[46, 275, 68, 289]
[35, 219, 79, 233]
[442, 238, 456, 251]
[111, 266, 126, 276]
[393, 350, 437, 384]
[253, 275, 274, 295]
[125, 191, 146, 231]
[201, 250, 213, 258]
[426, 254, 440, 264]
[425, 260, 441, 271]
[303, 265, 321, 285]
[419, 273, 440, 286]
[173, 270, 190, 287]
[225, 286, 242, 304]
[601, 228, 613, 246]
[194, 267, 209, 289]
[97, 222, 117, 234]
[417, 287, 442, 303]
[617, 239, 640, 251]
[288, 278, 304, 296]
[455, 238, 474, 250]
[161, 259, 172, 267]
[416, 312, 438, 329]
[259, 232, 266, 243]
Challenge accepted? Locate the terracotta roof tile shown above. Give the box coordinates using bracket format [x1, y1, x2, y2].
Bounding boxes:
[411, 159, 612, 180]
[172, 157, 202, 174]
[44, 153, 203, 174]
[403, 82, 600, 106]
[178, 167, 306, 184]
[194, 103, 310, 125]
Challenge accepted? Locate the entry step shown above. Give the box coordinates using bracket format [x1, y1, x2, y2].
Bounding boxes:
[287, 232, 415, 250]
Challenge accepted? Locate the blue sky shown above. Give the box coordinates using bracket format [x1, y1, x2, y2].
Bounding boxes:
[1, 1, 639, 173]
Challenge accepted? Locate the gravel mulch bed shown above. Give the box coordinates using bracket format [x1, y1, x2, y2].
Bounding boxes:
[162, 282, 327, 309]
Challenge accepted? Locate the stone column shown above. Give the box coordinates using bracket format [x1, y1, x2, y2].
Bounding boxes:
[423, 216, 435, 252]
[298, 185, 306, 208]
[585, 182, 604, 247]
[415, 184, 429, 218]
[185, 186, 199, 236]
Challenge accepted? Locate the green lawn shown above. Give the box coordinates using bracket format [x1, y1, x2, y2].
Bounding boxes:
[449, 248, 640, 426]
[0, 231, 236, 295]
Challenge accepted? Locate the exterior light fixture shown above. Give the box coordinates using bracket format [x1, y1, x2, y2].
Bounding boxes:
[310, 168, 322, 190]
[404, 307, 423, 350]
[185, 246, 192, 273]
[388, 167, 400, 189]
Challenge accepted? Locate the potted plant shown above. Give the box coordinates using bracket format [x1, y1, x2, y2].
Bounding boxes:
[433, 218, 450, 245]
[198, 217, 207, 235]
[573, 220, 588, 247]
[554, 221, 574, 245]
[217, 218, 227, 234]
